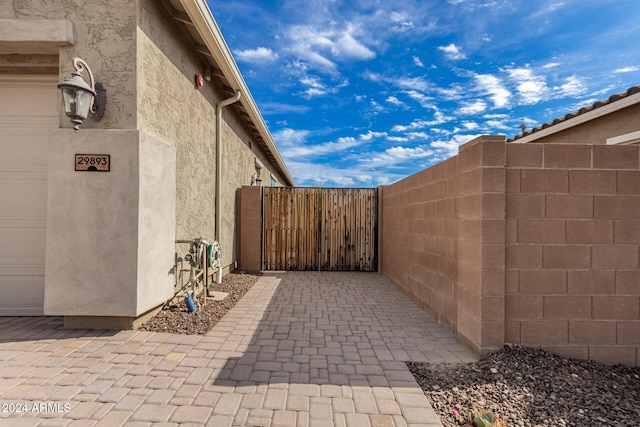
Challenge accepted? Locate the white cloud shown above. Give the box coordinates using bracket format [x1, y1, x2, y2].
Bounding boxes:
[392, 76, 431, 92]
[438, 43, 466, 60]
[386, 136, 409, 142]
[284, 159, 397, 187]
[273, 128, 310, 147]
[360, 130, 387, 141]
[299, 75, 329, 97]
[430, 128, 451, 135]
[234, 47, 278, 63]
[462, 121, 479, 130]
[413, 56, 425, 67]
[363, 146, 435, 167]
[292, 49, 337, 73]
[457, 100, 487, 115]
[430, 134, 480, 158]
[507, 67, 548, 105]
[363, 71, 383, 82]
[386, 96, 406, 107]
[405, 90, 433, 108]
[475, 74, 511, 108]
[407, 131, 430, 139]
[557, 75, 585, 97]
[284, 160, 356, 187]
[279, 130, 378, 159]
[485, 119, 509, 129]
[334, 24, 377, 60]
[369, 100, 384, 113]
[391, 111, 452, 132]
[285, 23, 375, 74]
[260, 102, 311, 115]
[435, 85, 463, 99]
[389, 12, 415, 33]
[283, 136, 362, 158]
[295, 73, 349, 98]
[530, 2, 567, 18]
[614, 66, 639, 73]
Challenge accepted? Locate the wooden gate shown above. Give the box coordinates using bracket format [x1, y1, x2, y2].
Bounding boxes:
[262, 187, 377, 271]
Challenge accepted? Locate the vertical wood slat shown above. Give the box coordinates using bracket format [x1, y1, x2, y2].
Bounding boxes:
[262, 187, 377, 271]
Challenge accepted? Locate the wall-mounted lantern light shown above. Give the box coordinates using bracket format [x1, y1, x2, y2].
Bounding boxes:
[58, 57, 106, 132]
[251, 170, 263, 186]
[251, 163, 263, 186]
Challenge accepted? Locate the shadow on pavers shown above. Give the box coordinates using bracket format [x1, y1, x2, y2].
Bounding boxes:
[210, 271, 476, 389]
[0, 316, 119, 344]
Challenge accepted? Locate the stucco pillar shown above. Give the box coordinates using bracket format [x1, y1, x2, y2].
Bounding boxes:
[44, 129, 176, 328]
[237, 185, 262, 272]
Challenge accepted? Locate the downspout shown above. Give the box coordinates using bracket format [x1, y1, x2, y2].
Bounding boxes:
[216, 90, 242, 284]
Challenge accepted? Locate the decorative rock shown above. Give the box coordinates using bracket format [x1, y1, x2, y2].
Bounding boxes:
[140, 271, 261, 335]
[407, 345, 640, 427]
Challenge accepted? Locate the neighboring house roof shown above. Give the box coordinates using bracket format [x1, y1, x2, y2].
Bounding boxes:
[162, 0, 295, 186]
[507, 85, 640, 143]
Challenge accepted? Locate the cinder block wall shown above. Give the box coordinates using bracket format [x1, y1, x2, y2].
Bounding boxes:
[456, 137, 507, 354]
[380, 156, 459, 331]
[380, 137, 640, 366]
[505, 144, 640, 366]
[380, 136, 506, 355]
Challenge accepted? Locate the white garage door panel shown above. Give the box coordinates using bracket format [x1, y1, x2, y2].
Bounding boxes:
[0, 123, 54, 172]
[0, 76, 57, 316]
[0, 228, 47, 266]
[0, 85, 58, 116]
[0, 173, 48, 210]
[0, 277, 45, 315]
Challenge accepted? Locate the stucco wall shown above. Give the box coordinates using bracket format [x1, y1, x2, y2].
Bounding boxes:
[136, 0, 287, 270]
[5, 0, 291, 325]
[44, 129, 176, 318]
[221, 107, 288, 264]
[136, 5, 217, 248]
[8, 0, 137, 130]
[522, 103, 640, 145]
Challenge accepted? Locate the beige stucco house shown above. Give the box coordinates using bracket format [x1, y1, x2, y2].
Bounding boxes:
[0, 0, 294, 328]
[508, 85, 640, 145]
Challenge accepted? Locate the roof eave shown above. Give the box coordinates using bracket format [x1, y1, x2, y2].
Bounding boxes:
[511, 90, 640, 144]
[178, 0, 295, 186]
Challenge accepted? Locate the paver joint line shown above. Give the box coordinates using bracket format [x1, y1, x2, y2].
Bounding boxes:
[0, 272, 477, 427]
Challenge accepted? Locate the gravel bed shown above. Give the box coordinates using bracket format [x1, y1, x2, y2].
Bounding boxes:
[408, 345, 640, 427]
[139, 270, 261, 335]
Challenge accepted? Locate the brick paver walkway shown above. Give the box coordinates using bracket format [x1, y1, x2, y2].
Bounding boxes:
[0, 272, 477, 426]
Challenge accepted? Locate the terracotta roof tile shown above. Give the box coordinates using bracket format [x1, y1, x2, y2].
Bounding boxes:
[507, 85, 640, 142]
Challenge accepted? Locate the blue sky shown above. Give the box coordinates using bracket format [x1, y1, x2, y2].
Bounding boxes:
[209, 0, 640, 187]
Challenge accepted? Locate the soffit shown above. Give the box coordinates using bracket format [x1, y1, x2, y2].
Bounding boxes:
[159, 0, 295, 186]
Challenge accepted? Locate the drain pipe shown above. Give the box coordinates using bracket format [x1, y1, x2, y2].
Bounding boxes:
[215, 90, 242, 284]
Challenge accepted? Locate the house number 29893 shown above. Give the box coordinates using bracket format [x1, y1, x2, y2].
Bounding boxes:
[75, 154, 110, 172]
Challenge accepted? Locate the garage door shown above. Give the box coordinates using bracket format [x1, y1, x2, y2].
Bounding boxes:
[0, 76, 57, 315]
